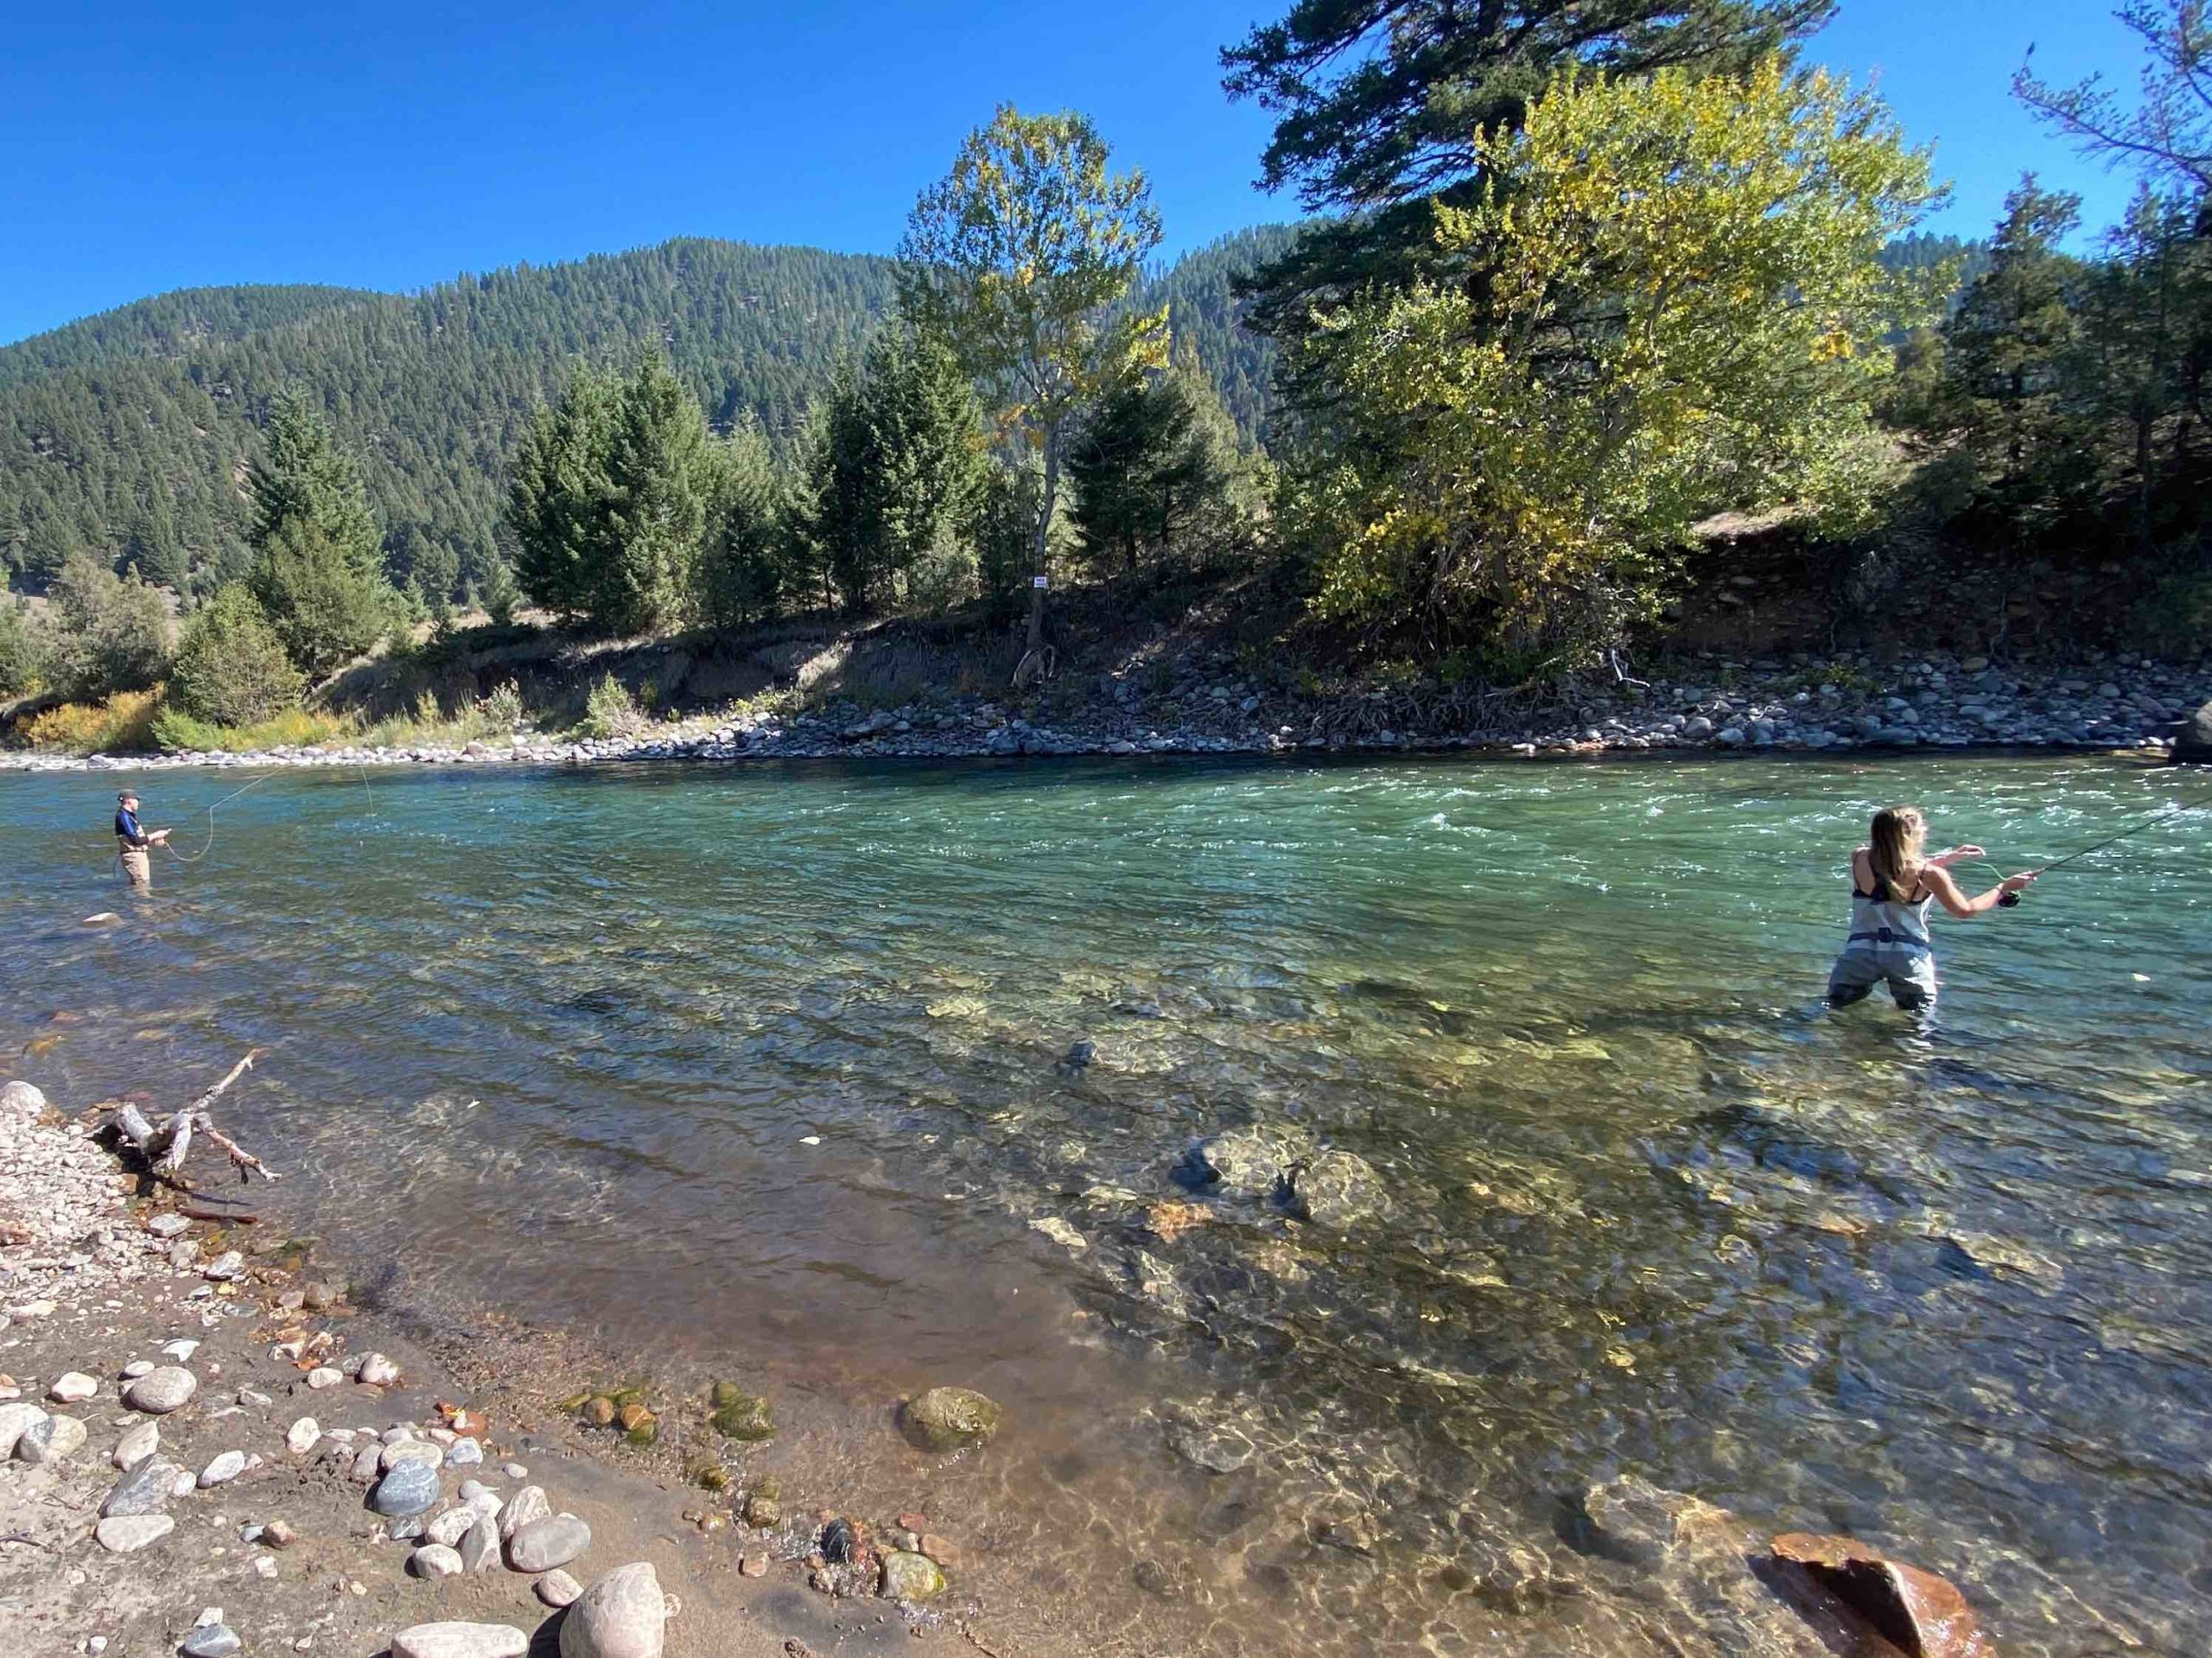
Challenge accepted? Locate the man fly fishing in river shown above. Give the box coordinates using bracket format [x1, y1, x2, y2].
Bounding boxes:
[113, 790, 170, 890]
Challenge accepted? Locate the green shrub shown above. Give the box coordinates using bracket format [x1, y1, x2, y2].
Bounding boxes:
[153, 704, 346, 753]
[480, 561, 521, 628]
[0, 594, 42, 696]
[577, 672, 645, 740]
[45, 554, 170, 701]
[169, 585, 305, 726]
[22, 687, 163, 753]
[480, 682, 525, 727]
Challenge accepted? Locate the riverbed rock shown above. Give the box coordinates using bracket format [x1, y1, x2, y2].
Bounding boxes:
[197, 1449, 247, 1487]
[459, 1514, 500, 1574]
[879, 1550, 946, 1600]
[1, 1080, 47, 1116]
[499, 1484, 551, 1539]
[0, 1401, 48, 1458]
[559, 1561, 667, 1658]
[19, 1413, 86, 1463]
[1182, 1123, 1314, 1200]
[709, 1387, 774, 1441]
[427, 1505, 480, 1547]
[179, 1623, 243, 1658]
[48, 1371, 97, 1403]
[113, 1420, 158, 1467]
[371, 1458, 442, 1517]
[94, 1514, 175, 1553]
[1770, 1532, 1995, 1658]
[507, 1512, 591, 1572]
[900, 1386, 1001, 1451]
[286, 1416, 321, 1454]
[358, 1351, 402, 1386]
[410, 1543, 465, 1579]
[391, 1623, 530, 1658]
[1290, 1149, 1389, 1229]
[102, 1455, 182, 1517]
[537, 1568, 583, 1607]
[123, 1367, 196, 1414]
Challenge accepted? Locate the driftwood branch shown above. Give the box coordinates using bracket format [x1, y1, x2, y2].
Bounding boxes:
[107, 1048, 283, 1185]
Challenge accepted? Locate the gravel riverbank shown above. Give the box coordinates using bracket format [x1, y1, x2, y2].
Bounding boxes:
[0, 1074, 988, 1658]
[4, 649, 2207, 775]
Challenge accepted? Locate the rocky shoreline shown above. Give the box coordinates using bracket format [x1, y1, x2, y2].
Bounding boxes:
[4, 649, 2208, 774]
[0, 1072, 996, 1658]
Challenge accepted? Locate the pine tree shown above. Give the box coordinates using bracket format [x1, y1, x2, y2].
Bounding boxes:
[698, 415, 791, 628]
[246, 391, 397, 675]
[508, 365, 620, 620]
[594, 352, 715, 633]
[1071, 345, 1265, 574]
[1941, 181, 2099, 530]
[1221, 1, 1835, 346]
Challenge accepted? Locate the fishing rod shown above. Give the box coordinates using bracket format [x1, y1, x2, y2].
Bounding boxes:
[1992, 788, 2208, 906]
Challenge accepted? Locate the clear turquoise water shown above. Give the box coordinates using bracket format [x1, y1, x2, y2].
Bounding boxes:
[4, 754, 2208, 1655]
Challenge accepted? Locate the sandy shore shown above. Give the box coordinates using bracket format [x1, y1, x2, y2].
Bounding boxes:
[0, 1077, 991, 1658]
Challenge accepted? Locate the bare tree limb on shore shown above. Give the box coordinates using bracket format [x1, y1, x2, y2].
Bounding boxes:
[106, 1048, 283, 1186]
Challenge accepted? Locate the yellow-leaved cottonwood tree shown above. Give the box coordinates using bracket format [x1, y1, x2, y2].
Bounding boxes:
[899, 105, 1166, 683]
[1289, 60, 1946, 667]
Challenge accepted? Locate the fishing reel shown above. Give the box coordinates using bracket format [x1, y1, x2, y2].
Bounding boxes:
[1998, 890, 2022, 908]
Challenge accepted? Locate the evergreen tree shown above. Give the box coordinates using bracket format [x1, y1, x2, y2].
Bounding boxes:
[508, 365, 620, 620]
[246, 391, 397, 674]
[1221, 1, 1835, 345]
[1070, 346, 1261, 573]
[791, 332, 985, 613]
[698, 415, 791, 629]
[168, 584, 303, 726]
[594, 352, 715, 633]
[1939, 181, 2099, 530]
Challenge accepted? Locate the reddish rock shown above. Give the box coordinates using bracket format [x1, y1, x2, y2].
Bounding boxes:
[1770, 1534, 1995, 1658]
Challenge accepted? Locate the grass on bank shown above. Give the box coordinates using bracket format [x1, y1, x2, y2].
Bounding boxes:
[11, 681, 538, 758]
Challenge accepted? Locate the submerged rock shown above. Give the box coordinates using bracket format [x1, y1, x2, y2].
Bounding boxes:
[879, 1550, 946, 1600]
[1770, 1532, 1995, 1658]
[900, 1386, 1001, 1451]
[1180, 1123, 1314, 1200]
[1290, 1149, 1389, 1229]
[709, 1387, 773, 1441]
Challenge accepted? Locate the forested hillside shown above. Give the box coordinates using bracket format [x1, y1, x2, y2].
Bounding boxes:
[0, 230, 1292, 595]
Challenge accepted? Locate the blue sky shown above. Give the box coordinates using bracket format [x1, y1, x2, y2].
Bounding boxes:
[0, 2, 2154, 346]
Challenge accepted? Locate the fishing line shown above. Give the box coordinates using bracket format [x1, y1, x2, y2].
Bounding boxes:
[161, 772, 277, 866]
[1995, 784, 2211, 907]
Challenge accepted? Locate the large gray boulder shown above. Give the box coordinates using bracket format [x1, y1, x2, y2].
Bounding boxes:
[2173, 699, 2212, 762]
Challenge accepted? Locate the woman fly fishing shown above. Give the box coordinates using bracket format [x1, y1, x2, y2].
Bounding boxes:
[1827, 806, 2037, 1013]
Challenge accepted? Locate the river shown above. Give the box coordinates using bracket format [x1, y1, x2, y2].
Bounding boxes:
[3, 754, 2207, 1655]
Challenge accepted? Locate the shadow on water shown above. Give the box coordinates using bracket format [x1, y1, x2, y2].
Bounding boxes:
[2, 752, 2209, 1658]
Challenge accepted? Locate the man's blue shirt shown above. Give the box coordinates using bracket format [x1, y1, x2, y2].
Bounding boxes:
[115, 806, 144, 845]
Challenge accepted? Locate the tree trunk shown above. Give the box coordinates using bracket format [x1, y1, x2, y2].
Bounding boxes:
[1024, 427, 1060, 663]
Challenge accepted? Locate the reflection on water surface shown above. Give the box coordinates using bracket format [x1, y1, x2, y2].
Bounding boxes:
[4, 755, 2209, 1655]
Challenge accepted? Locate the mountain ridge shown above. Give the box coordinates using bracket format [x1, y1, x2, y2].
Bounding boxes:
[0, 228, 1298, 595]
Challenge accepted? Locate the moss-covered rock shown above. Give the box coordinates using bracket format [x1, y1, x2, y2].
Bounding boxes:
[900, 1386, 1001, 1452]
[711, 1391, 775, 1442]
[880, 1550, 947, 1600]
